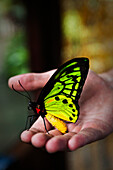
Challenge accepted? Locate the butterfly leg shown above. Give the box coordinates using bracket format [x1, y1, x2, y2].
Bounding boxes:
[25, 115, 49, 134]
[42, 117, 49, 134]
[25, 115, 38, 130]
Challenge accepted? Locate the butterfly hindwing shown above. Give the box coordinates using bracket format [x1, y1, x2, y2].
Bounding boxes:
[38, 57, 89, 123]
[45, 95, 79, 123]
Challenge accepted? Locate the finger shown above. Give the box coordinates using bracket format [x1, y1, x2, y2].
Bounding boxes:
[8, 70, 56, 91]
[20, 123, 44, 143]
[68, 127, 103, 151]
[45, 132, 75, 153]
[21, 128, 62, 148]
[31, 133, 52, 148]
[30, 116, 52, 132]
[21, 130, 39, 143]
[48, 129, 62, 136]
[21, 117, 52, 142]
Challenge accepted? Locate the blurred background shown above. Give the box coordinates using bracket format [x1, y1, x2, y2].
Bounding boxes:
[0, 0, 113, 169]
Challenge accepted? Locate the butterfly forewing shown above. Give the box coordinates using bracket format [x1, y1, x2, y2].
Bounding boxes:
[38, 57, 89, 123]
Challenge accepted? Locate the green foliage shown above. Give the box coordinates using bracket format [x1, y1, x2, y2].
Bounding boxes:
[4, 31, 29, 78]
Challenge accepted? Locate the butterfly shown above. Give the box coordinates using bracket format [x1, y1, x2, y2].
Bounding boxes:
[12, 57, 89, 134]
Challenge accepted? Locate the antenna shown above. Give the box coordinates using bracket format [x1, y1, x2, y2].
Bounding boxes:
[12, 80, 31, 101]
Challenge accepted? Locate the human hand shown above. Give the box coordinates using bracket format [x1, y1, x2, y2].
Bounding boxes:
[8, 69, 113, 153]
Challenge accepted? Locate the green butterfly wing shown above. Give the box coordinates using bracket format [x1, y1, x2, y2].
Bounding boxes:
[45, 95, 79, 123]
[38, 57, 89, 123]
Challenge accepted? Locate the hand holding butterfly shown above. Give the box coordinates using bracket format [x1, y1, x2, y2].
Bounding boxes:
[8, 69, 113, 153]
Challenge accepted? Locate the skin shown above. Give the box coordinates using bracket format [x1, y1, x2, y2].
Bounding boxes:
[8, 69, 113, 153]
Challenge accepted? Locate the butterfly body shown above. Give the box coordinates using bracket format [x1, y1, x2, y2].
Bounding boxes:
[45, 113, 68, 134]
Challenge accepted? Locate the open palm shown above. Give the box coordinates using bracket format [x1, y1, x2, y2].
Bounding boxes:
[8, 69, 113, 153]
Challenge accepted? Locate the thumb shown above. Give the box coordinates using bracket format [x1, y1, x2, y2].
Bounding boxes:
[8, 70, 56, 91]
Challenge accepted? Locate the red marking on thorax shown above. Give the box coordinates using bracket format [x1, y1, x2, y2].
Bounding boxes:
[36, 108, 40, 114]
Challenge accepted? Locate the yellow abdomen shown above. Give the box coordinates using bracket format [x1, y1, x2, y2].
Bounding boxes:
[45, 113, 67, 134]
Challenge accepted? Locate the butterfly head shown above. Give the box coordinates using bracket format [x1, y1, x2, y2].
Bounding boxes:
[28, 101, 40, 114]
[12, 80, 42, 116]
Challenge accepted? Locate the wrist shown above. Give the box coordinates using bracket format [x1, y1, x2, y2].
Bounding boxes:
[99, 69, 113, 88]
